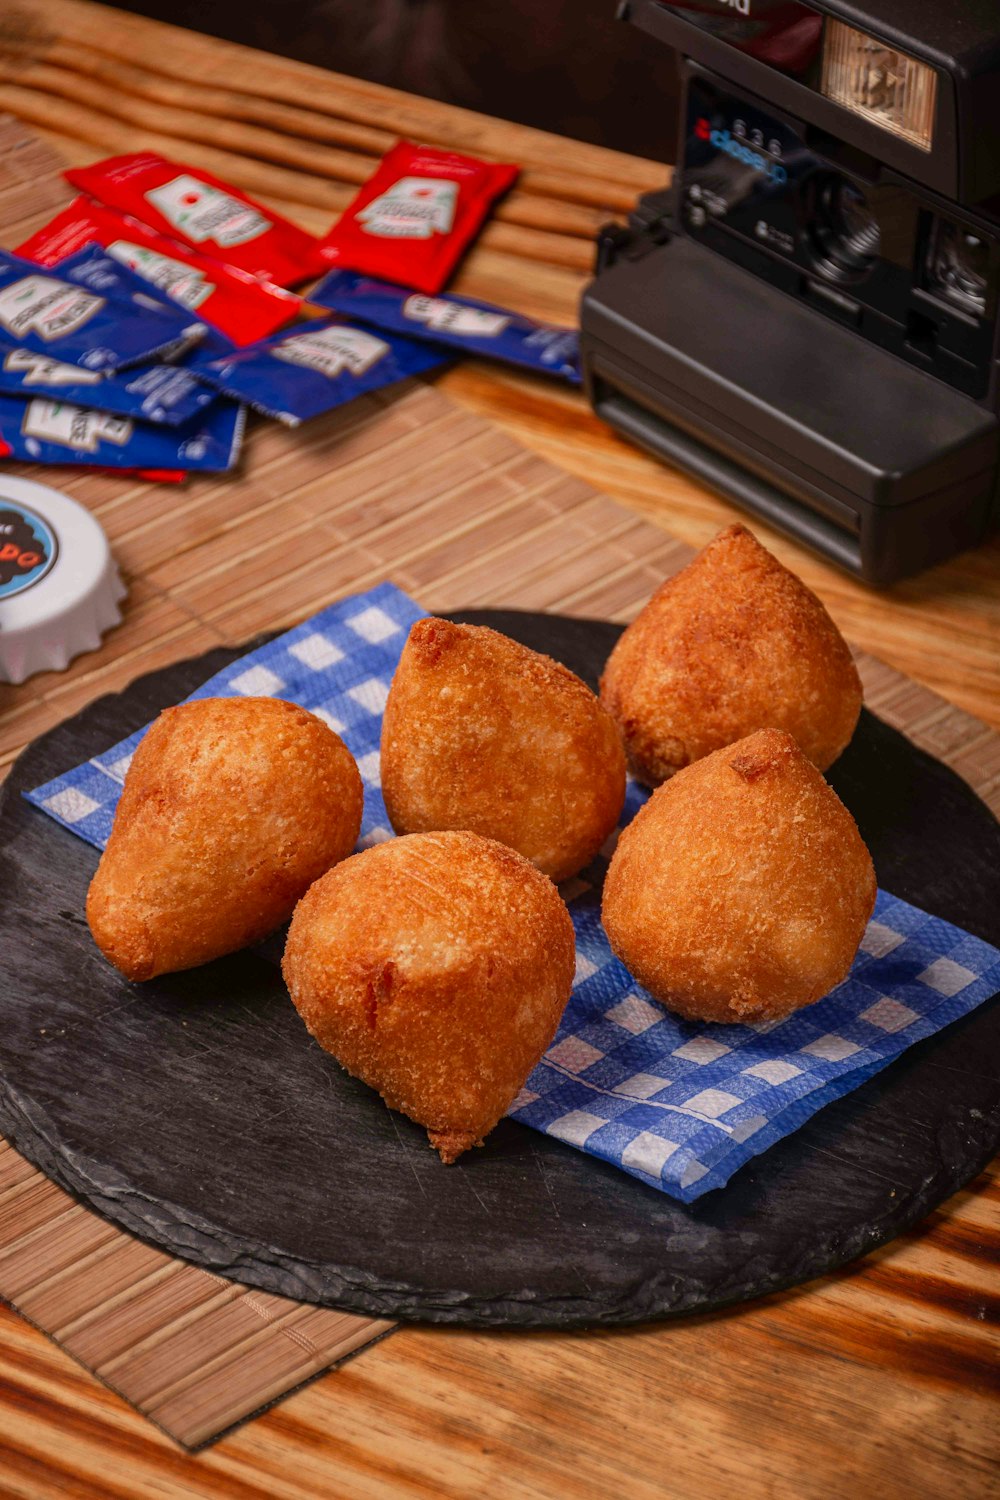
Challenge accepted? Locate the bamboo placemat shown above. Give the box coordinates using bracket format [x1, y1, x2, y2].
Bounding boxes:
[0, 115, 998, 1452]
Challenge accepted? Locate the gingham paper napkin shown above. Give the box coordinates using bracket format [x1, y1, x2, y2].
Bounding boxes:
[27, 582, 1000, 1203]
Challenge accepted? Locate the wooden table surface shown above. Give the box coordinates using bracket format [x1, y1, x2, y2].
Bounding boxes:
[0, 3, 997, 1496]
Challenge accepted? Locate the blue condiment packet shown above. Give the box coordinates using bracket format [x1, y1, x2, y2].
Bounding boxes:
[310, 271, 581, 383]
[185, 316, 447, 425]
[56, 245, 206, 356]
[0, 250, 198, 374]
[24, 581, 1000, 1204]
[0, 345, 217, 426]
[0, 392, 244, 471]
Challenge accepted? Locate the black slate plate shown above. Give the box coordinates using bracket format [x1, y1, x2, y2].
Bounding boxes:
[1, 610, 998, 1329]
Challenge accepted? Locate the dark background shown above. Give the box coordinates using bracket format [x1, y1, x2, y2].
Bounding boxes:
[102, 0, 680, 161]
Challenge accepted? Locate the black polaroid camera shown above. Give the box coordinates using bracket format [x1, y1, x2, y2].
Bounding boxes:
[580, 0, 1000, 585]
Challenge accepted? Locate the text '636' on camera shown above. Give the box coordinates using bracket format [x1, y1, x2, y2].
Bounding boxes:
[581, 0, 1000, 585]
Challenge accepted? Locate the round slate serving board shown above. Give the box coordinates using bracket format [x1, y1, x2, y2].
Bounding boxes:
[1, 611, 998, 1329]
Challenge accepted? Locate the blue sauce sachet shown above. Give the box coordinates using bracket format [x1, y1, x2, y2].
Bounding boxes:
[0, 346, 217, 426]
[185, 316, 447, 425]
[56, 244, 206, 356]
[0, 249, 202, 374]
[0, 393, 244, 471]
[309, 271, 581, 384]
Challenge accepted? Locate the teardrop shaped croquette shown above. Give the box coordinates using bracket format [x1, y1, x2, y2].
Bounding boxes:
[282, 830, 576, 1161]
[600, 525, 862, 785]
[381, 618, 625, 882]
[602, 729, 876, 1024]
[87, 696, 363, 981]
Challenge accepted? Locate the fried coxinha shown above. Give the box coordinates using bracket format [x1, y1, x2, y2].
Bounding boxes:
[600, 524, 863, 786]
[87, 696, 362, 981]
[283, 830, 575, 1162]
[603, 729, 876, 1025]
[381, 617, 625, 883]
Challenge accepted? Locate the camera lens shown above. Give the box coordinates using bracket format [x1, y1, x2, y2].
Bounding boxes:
[805, 173, 881, 282]
[926, 219, 989, 317]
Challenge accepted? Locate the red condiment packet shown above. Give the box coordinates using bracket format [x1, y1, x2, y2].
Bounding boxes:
[125, 470, 187, 483]
[318, 141, 519, 294]
[64, 153, 326, 287]
[17, 199, 300, 347]
[0, 462, 186, 480]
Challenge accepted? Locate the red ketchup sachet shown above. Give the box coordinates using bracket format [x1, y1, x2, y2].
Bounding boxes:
[105, 470, 187, 483]
[64, 153, 326, 287]
[318, 141, 519, 294]
[17, 198, 301, 348]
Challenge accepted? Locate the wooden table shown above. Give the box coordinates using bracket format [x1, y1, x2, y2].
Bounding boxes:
[0, 3, 997, 1495]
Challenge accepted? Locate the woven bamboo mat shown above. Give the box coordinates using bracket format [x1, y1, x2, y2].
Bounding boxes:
[0, 115, 999, 1452]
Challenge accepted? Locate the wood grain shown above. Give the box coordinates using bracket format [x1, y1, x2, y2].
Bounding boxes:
[0, 1164, 997, 1500]
[0, 4, 995, 1494]
[0, 1144, 393, 1452]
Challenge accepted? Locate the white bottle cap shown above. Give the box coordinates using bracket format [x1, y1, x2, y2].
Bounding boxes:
[0, 475, 126, 685]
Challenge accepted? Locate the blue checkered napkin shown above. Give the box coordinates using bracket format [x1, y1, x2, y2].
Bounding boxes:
[512, 878, 1000, 1201]
[26, 583, 1000, 1203]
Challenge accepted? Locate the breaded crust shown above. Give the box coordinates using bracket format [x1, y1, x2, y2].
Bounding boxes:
[600, 524, 862, 784]
[87, 696, 363, 981]
[282, 829, 576, 1161]
[381, 618, 626, 882]
[602, 728, 876, 1023]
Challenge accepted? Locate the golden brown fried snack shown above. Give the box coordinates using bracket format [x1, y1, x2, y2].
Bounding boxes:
[380, 618, 626, 882]
[600, 524, 862, 784]
[87, 696, 363, 981]
[602, 729, 876, 1024]
[282, 830, 576, 1161]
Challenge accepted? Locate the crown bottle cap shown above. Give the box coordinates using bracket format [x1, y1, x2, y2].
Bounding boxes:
[0, 475, 126, 684]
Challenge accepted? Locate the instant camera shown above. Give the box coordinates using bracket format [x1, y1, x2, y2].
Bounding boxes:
[580, 0, 1000, 585]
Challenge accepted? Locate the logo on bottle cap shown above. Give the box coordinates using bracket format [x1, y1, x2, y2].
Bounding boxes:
[0, 500, 57, 599]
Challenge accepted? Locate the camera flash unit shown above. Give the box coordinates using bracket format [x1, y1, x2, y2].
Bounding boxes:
[822, 21, 938, 153]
